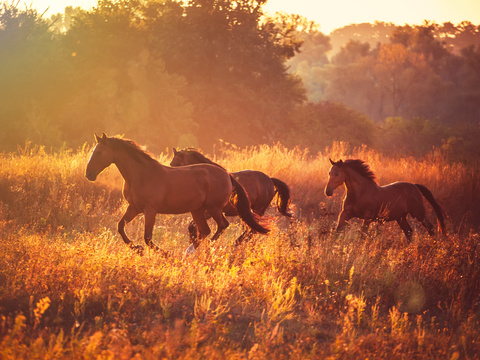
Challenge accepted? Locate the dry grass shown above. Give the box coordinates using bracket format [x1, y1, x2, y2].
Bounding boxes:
[0, 142, 479, 359]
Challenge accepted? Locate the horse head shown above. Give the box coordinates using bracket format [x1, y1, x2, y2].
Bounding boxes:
[325, 159, 346, 196]
[85, 133, 115, 181]
[170, 148, 188, 167]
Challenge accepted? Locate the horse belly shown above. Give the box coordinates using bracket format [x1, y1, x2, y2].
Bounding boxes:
[161, 165, 231, 214]
[156, 183, 207, 214]
[233, 171, 274, 211]
[232, 172, 259, 204]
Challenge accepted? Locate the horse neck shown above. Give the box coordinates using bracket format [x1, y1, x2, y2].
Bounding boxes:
[344, 167, 377, 197]
[113, 148, 161, 183]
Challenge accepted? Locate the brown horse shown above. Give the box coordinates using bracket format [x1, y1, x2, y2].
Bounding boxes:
[170, 148, 292, 243]
[325, 159, 446, 240]
[85, 134, 269, 253]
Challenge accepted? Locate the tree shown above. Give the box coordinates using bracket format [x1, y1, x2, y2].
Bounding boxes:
[0, 3, 64, 149]
[57, 0, 195, 151]
[324, 41, 379, 120]
[286, 23, 331, 101]
[285, 101, 376, 153]
[373, 43, 430, 118]
[143, 0, 306, 147]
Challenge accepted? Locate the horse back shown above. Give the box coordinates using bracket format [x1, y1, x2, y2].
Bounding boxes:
[380, 181, 425, 218]
[166, 163, 232, 195]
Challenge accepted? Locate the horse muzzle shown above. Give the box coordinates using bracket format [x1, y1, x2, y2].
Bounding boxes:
[325, 188, 333, 197]
[85, 171, 97, 182]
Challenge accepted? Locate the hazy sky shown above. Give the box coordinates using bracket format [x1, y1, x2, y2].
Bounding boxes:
[29, 0, 480, 34]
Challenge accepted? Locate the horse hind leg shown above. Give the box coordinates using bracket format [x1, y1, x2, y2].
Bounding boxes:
[209, 208, 230, 242]
[190, 209, 211, 248]
[420, 218, 435, 236]
[411, 208, 435, 236]
[187, 210, 213, 244]
[233, 207, 261, 246]
[235, 229, 254, 246]
[396, 216, 413, 241]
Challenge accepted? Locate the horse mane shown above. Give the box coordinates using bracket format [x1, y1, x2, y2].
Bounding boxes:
[343, 159, 377, 182]
[107, 137, 158, 164]
[178, 148, 226, 170]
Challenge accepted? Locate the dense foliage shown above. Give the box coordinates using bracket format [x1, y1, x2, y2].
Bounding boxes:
[290, 21, 480, 156]
[1, 1, 479, 159]
[0, 0, 305, 153]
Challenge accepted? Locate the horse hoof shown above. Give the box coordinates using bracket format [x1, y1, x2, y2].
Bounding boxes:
[130, 244, 144, 255]
[185, 244, 196, 256]
[149, 244, 160, 252]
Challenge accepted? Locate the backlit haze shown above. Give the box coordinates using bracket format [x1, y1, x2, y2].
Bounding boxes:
[30, 0, 480, 34]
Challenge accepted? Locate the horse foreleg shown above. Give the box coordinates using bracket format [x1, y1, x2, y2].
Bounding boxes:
[360, 220, 371, 239]
[336, 210, 352, 232]
[188, 221, 198, 243]
[143, 209, 160, 251]
[396, 216, 413, 241]
[118, 205, 141, 252]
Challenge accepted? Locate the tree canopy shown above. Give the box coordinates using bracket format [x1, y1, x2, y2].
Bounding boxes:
[0, 2, 479, 160]
[0, 0, 305, 152]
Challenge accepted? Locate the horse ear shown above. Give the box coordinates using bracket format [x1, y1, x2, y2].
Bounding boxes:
[329, 158, 335, 165]
[95, 133, 108, 144]
[173, 148, 178, 154]
[338, 159, 343, 165]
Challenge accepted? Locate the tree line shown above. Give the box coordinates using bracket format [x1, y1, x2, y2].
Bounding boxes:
[289, 20, 480, 158]
[0, 1, 479, 160]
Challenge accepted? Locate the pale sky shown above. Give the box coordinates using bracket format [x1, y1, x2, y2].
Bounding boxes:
[28, 0, 480, 34]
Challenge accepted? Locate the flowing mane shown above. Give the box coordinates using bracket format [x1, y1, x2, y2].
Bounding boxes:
[108, 137, 157, 164]
[177, 148, 226, 170]
[343, 159, 377, 182]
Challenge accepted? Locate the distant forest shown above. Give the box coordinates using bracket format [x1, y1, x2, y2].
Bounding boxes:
[0, 0, 479, 160]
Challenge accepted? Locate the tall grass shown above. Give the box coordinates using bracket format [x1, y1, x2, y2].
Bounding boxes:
[0, 142, 479, 359]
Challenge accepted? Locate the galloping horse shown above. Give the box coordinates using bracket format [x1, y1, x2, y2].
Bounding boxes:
[170, 148, 292, 243]
[85, 134, 269, 252]
[325, 159, 446, 240]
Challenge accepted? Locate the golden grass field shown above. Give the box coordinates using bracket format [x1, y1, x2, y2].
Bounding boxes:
[0, 142, 479, 359]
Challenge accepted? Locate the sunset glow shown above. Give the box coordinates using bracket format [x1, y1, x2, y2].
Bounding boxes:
[30, 0, 480, 34]
[263, 0, 480, 33]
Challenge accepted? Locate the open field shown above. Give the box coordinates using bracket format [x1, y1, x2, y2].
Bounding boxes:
[1, 143, 479, 359]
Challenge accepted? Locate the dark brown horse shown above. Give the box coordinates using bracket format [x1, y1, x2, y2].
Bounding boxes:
[85, 134, 269, 253]
[325, 159, 446, 240]
[170, 148, 292, 243]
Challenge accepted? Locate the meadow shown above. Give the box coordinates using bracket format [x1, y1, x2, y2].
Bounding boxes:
[0, 142, 479, 359]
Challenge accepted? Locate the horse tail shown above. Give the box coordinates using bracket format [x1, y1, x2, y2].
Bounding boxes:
[415, 184, 446, 235]
[230, 175, 270, 234]
[271, 178, 293, 218]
